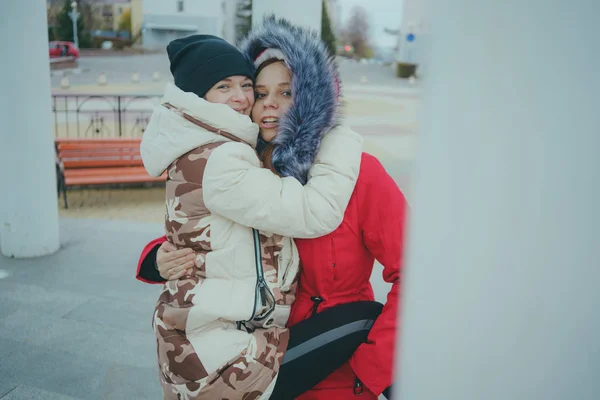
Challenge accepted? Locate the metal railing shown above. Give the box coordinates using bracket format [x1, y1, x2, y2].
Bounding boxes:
[52, 93, 162, 138]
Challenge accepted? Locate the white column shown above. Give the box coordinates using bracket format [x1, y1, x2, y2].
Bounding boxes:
[252, 0, 322, 34]
[397, 1, 600, 399]
[0, 0, 60, 258]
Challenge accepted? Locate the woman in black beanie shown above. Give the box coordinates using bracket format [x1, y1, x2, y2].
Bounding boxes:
[139, 34, 364, 399]
[165, 34, 255, 114]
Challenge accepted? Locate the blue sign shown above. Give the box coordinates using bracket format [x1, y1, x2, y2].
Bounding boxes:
[406, 33, 415, 42]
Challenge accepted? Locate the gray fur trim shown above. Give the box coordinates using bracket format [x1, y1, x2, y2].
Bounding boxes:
[239, 15, 341, 184]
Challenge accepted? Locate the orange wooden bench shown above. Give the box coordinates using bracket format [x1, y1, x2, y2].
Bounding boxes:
[55, 138, 166, 208]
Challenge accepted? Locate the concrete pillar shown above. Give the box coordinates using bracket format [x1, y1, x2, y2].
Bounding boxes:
[396, 1, 600, 399]
[252, 0, 322, 34]
[0, 0, 60, 258]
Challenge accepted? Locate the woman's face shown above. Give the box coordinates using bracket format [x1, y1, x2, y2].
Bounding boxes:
[204, 75, 255, 116]
[252, 62, 293, 142]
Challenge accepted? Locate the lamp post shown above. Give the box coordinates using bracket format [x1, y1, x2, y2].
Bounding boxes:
[68, 1, 80, 48]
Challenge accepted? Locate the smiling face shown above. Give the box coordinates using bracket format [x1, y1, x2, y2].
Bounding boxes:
[204, 75, 255, 116]
[251, 61, 293, 142]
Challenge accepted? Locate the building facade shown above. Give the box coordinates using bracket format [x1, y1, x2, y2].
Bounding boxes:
[141, 0, 240, 49]
[89, 0, 131, 31]
[47, 0, 137, 35]
[131, 0, 142, 37]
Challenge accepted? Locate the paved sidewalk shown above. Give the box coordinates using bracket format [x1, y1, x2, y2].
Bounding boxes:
[1, 50, 409, 400]
[0, 218, 393, 399]
[0, 219, 164, 399]
[4, 83, 411, 399]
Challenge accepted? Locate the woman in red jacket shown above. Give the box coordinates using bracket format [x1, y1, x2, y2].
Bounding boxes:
[137, 17, 407, 399]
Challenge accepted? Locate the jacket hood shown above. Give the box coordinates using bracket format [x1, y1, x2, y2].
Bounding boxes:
[140, 83, 259, 177]
[239, 16, 341, 184]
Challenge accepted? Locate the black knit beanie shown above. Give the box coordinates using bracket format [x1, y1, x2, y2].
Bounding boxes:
[167, 34, 255, 98]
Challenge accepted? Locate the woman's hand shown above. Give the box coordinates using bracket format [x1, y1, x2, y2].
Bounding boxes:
[156, 241, 196, 280]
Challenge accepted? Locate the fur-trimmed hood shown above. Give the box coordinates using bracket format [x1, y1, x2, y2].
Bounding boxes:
[240, 16, 341, 184]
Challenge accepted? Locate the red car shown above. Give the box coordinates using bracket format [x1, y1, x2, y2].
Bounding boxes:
[49, 41, 80, 59]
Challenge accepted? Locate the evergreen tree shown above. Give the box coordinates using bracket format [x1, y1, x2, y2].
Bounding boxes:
[55, 0, 91, 48]
[321, 1, 337, 56]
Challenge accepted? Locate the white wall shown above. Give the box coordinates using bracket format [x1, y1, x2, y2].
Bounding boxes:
[397, 0, 600, 399]
[252, 0, 322, 34]
[142, 0, 172, 16]
[142, 0, 226, 48]
[143, 0, 221, 17]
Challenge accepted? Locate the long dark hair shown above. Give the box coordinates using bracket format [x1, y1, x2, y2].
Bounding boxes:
[260, 143, 280, 176]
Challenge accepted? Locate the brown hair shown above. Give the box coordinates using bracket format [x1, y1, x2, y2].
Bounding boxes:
[260, 143, 281, 177]
[255, 58, 286, 78]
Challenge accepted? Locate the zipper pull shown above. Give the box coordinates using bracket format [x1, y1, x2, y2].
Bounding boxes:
[310, 296, 323, 316]
[354, 377, 364, 396]
[259, 281, 268, 306]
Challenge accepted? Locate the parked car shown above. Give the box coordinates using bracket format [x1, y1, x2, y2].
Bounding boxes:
[49, 41, 79, 59]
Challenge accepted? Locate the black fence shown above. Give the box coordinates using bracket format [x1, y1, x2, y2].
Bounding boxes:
[52, 94, 162, 138]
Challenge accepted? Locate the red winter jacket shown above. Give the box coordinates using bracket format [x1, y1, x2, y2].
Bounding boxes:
[136, 153, 408, 399]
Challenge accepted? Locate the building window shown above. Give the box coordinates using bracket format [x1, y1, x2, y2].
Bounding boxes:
[177, 1, 184, 12]
[102, 5, 113, 16]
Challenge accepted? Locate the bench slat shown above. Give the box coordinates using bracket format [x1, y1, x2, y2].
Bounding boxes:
[64, 166, 150, 176]
[58, 143, 141, 150]
[65, 174, 165, 185]
[56, 138, 142, 144]
[62, 160, 144, 169]
[55, 138, 166, 189]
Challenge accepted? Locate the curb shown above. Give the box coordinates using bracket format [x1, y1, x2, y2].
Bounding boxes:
[51, 67, 91, 77]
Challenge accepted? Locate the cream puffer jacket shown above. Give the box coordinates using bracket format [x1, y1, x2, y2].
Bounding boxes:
[140, 83, 363, 399]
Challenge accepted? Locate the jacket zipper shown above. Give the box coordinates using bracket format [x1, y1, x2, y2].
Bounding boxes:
[251, 229, 276, 320]
[237, 229, 263, 328]
[331, 236, 337, 268]
[237, 229, 276, 329]
[331, 236, 337, 280]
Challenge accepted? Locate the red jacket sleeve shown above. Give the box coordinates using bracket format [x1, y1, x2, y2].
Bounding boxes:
[136, 236, 168, 284]
[349, 154, 408, 395]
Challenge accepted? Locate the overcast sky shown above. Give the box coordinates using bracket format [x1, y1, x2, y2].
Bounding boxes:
[336, 0, 403, 48]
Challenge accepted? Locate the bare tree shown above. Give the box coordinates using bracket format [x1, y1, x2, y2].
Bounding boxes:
[344, 6, 371, 58]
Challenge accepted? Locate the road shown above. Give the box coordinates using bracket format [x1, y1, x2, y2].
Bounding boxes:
[51, 53, 409, 89]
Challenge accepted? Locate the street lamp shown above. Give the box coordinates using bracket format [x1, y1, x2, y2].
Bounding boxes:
[68, 1, 80, 49]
